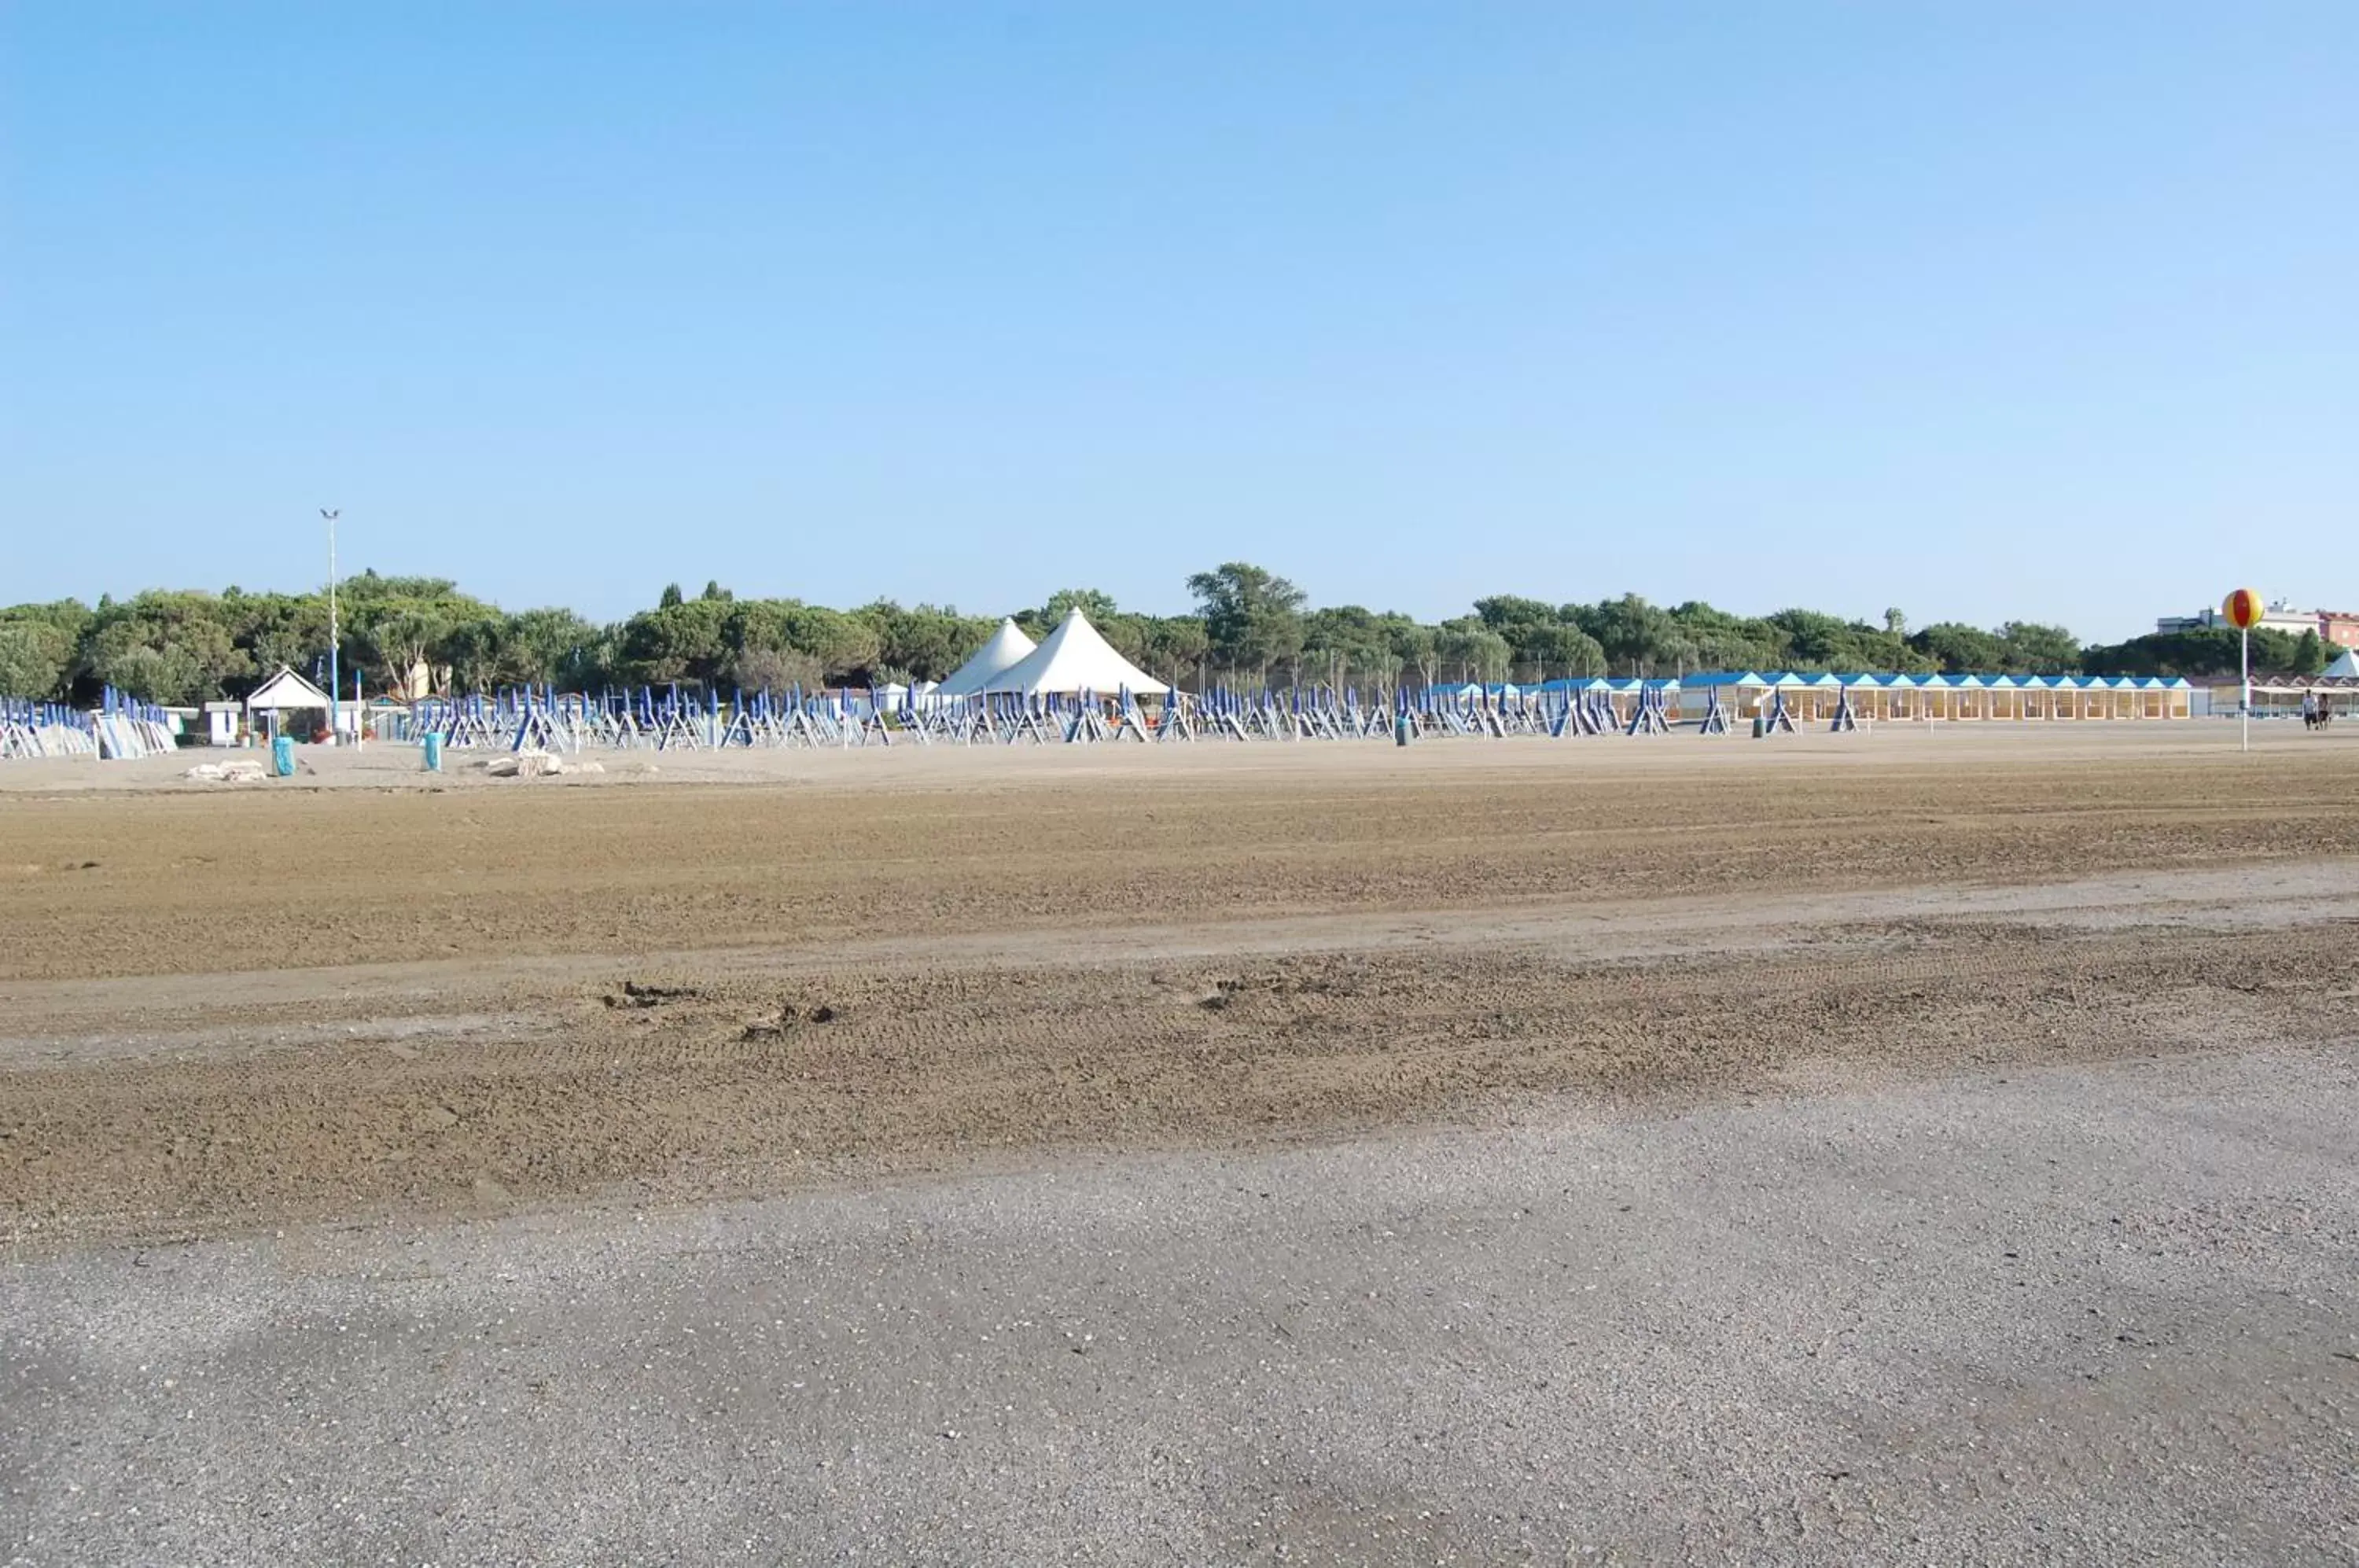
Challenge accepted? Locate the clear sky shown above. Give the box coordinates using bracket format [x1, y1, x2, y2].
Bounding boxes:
[5, 3, 2352, 639]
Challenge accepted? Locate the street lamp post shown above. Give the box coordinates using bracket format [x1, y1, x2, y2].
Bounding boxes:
[322, 509, 340, 746]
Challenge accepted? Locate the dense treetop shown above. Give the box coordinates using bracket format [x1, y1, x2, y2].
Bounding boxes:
[0, 565, 2326, 704]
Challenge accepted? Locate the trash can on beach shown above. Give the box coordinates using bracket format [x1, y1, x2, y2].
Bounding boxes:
[1393, 713, 1412, 747]
[422, 732, 443, 772]
[270, 735, 295, 777]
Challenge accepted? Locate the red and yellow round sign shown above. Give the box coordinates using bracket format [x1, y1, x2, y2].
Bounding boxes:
[2222, 587, 2265, 631]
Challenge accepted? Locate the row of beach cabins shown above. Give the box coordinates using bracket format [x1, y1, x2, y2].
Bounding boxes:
[1444, 672, 2206, 724]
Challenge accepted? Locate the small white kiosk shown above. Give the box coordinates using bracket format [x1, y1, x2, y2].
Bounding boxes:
[244, 665, 333, 742]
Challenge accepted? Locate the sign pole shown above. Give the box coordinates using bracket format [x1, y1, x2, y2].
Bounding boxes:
[322, 507, 341, 748]
[2225, 588, 2260, 753]
[2241, 625, 2250, 753]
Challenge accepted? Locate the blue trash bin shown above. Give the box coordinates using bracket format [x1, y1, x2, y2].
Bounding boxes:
[270, 735, 295, 777]
[1393, 713, 1412, 747]
[421, 732, 443, 773]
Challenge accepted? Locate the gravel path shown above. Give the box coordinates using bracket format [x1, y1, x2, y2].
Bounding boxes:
[9, 1045, 2355, 1566]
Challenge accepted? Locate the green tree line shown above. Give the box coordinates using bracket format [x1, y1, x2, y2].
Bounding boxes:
[0, 563, 2331, 704]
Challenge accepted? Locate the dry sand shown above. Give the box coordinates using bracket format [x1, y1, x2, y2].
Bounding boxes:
[2, 725, 2356, 1562]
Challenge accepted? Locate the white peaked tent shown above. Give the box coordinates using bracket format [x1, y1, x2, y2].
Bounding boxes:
[2324, 649, 2359, 679]
[936, 618, 1039, 698]
[983, 609, 1170, 697]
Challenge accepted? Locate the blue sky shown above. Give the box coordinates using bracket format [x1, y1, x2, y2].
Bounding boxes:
[5, 3, 2352, 639]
